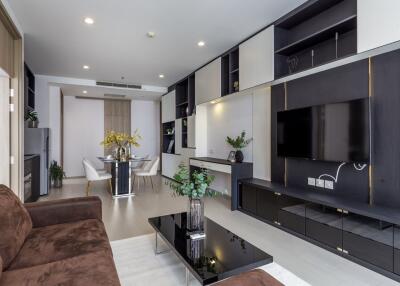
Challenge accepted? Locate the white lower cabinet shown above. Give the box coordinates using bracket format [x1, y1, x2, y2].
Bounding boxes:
[162, 148, 195, 180]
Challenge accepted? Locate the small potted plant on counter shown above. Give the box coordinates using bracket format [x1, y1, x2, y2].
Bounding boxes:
[50, 160, 65, 188]
[169, 164, 215, 233]
[226, 131, 253, 163]
[25, 110, 39, 128]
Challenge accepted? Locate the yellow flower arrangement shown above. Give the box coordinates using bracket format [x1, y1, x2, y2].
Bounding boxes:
[101, 130, 141, 148]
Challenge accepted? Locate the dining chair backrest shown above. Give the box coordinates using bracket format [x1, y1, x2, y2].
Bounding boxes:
[147, 157, 160, 176]
[82, 159, 100, 181]
[136, 154, 150, 170]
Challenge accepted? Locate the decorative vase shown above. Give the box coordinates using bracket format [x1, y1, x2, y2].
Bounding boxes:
[53, 178, 62, 188]
[235, 150, 244, 163]
[28, 120, 38, 128]
[187, 198, 204, 232]
[115, 146, 127, 161]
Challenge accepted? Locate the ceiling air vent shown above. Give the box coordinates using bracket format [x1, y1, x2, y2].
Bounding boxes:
[96, 81, 142, 90]
[104, 94, 126, 98]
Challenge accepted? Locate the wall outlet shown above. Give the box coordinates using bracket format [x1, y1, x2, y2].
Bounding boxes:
[325, 180, 334, 190]
[308, 177, 316, 186]
[316, 179, 325, 188]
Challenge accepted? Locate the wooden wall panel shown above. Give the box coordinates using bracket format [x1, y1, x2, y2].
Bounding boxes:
[0, 18, 14, 77]
[371, 49, 400, 208]
[104, 100, 131, 156]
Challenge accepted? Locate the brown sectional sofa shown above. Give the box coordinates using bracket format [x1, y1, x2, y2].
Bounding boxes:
[0, 185, 120, 286]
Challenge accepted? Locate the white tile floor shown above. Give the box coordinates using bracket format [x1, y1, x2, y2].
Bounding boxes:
[45, 174, 399, 286]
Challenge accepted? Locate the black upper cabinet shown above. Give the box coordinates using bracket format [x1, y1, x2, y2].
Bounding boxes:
[221, 47, 239, 96]
[175, 73, 195, 119]
[274, 0, 357, 78]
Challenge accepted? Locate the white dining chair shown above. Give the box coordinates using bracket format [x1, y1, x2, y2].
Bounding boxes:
[82, 158, 112, 196]
[133, 156, 159, 191]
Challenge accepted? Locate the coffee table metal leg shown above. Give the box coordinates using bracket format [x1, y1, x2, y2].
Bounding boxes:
[154, 232, 170, 255]
[186, 268, 190, 286]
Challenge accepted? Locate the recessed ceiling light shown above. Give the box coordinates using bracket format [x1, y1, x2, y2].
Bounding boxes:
[198, 41, 205, 47]
[159, 74, 164, 78]
[83, 65, 90, 70]
[84, 17, 94, 25]
[83, 90, 88, 94]
[147, 31, 156, 38]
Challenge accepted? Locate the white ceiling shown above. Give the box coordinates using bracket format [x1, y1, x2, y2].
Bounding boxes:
[8, 0, 305, 87]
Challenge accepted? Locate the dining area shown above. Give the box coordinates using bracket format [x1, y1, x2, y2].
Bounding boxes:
[82, 130, 160, 198]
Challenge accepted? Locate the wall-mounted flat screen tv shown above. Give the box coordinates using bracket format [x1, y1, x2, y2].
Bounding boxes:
[277, 98, 370, 163]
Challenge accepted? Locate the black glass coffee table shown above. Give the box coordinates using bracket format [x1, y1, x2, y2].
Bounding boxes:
[148, 212, 273, 285]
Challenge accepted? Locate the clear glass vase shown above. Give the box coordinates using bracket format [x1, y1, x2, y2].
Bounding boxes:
[187, 198, 204, 232]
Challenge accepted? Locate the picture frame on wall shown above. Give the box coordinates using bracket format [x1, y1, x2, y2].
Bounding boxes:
[227, 151, 236, 162]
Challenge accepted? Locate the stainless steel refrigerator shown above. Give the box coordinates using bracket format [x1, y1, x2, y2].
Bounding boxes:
[24, 128, 50, 196]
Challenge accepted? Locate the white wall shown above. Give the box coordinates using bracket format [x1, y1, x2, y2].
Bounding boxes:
[131, 100, 160, 159]
[48, 86, 61, 163]
[35, 76, 50, 127]
[206, 94, 253, 161]
[64, 97, 104, 177]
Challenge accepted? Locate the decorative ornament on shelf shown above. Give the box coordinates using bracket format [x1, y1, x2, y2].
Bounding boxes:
[101, 130, 141, 161]
[169, 164, 216, 233]
[226, 130, 253, 163]
[287, 56, 299, 74]
[25, 110, 39, 128]
[233, 81, 239, 92]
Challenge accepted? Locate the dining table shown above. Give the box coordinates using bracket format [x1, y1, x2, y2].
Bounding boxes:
[97, 157, 151, 197]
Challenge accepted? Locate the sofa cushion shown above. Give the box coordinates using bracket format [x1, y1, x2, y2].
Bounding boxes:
[0, 251, 120, 286]
[214, 269, 284, 286]
[0, 185, 32, 270]
[8, 219, 111, 270]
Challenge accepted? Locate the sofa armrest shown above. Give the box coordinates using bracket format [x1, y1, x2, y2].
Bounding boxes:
[24, 196, 102, 228]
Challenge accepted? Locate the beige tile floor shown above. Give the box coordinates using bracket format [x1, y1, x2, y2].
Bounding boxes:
[43, 174, 398, 286]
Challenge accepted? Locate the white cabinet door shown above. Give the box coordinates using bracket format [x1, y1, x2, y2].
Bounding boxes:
[358, 0, 400, 53]
[239, 26, 274, 90]
[187, 115, 196, 148]
[175, 119, 182, 155]
[195, 58, 221, 105]
[162, 90, 176, 123]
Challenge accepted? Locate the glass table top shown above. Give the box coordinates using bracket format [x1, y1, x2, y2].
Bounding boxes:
[148, 212, 273, 285]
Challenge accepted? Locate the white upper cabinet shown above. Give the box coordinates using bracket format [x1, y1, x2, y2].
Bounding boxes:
[358, 0, 400, 53]
[161, 90, 175, 123]
[239, 26, 274, 90]
[187, 115, 196, 148]
[195, 58, 221, 105]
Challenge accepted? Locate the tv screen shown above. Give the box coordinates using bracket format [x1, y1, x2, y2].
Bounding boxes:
[277, 98, 370, 163]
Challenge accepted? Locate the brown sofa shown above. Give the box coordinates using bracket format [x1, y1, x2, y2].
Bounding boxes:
[0, 185, 120, 286]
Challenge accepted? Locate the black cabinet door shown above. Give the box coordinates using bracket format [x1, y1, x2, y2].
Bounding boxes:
[256, 190, 278, 222]
[240, 184, 257, 214]
[395, 226, 400, 275]
[342, 213, 394, 272]
[305, 203, 342, 250]
[278, 195, 306, 235]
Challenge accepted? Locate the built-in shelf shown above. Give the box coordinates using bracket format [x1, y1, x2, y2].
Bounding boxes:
[275, 15, 356, 56]
[175, 74, 195, 119]
[162, 121, 175, 154]
[274, 0, 357, 78]
[222, 47, 240, 96]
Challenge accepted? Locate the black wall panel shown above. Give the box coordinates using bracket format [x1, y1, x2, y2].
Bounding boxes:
[281, 60, 369, 202]
[271, 84, 286, 183]
[371, 50, 400, 208]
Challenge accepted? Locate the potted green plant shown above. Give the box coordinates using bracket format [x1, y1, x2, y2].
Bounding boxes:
[49, 160, 65, 188]
[169, 164, 215, 232]
[25, 110, 39, 128]
[226, 131, 253, 163]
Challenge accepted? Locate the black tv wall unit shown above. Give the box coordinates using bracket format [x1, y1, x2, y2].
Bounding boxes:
[238, 178, 400, 281]
[274, 0, 357, 78]
[221, 47, 239, 96]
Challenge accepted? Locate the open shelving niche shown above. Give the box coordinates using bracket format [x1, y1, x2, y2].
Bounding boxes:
[221, 47, 239, 96]
[274, 0, 357, 78]
[175, 73, 195, 149]
[162, 121, 175, 154]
